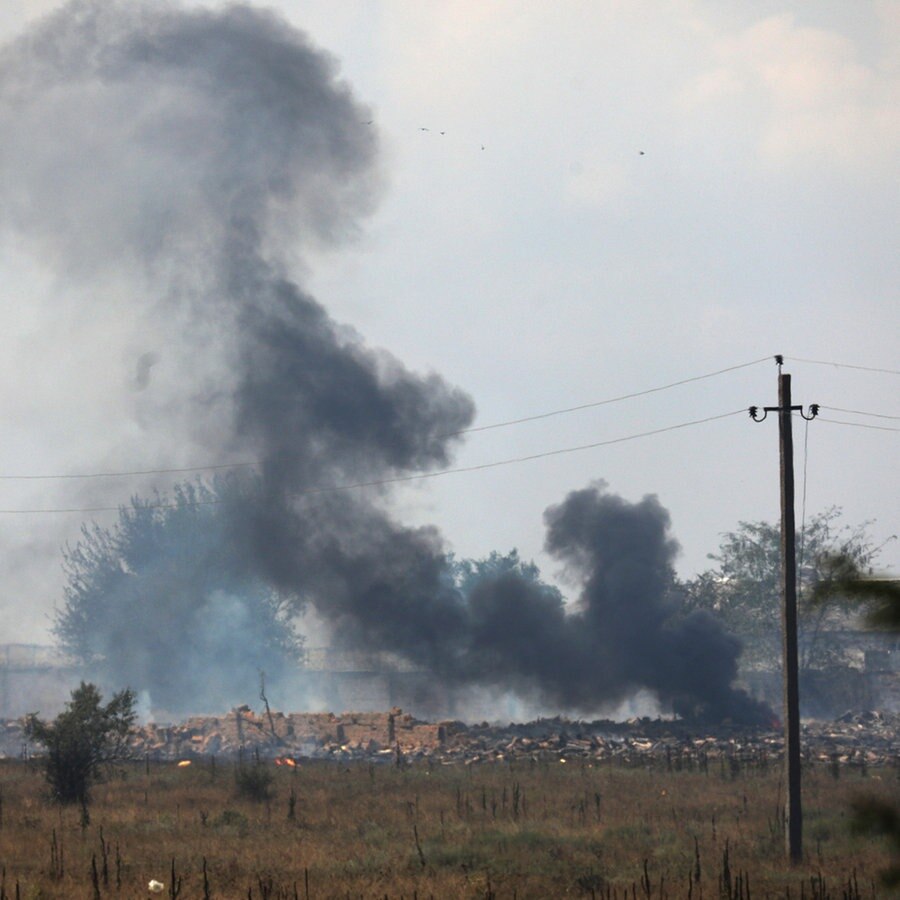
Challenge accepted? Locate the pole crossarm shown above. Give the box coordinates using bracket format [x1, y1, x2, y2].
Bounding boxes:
[749, 404, 819, 422]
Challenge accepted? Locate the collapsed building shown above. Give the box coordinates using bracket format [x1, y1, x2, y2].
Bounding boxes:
[3, 704, 898, 773]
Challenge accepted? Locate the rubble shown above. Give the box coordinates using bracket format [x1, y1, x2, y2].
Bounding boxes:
[3, 708, 898, 770]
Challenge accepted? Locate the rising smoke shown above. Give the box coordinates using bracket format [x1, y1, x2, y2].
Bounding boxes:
[0, 0, 768, 723]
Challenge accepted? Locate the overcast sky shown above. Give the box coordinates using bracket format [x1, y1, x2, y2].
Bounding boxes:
[0, 0, 897, 645]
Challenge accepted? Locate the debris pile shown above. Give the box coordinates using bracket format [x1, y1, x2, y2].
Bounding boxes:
[429, 711, 900, 770]
[3, 708, 897, 770]
[125, 706, 444, 759]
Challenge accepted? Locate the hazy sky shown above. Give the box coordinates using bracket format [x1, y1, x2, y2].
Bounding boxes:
[0, 0, 897, 645]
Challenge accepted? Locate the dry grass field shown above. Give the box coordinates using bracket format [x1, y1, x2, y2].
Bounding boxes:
[0, 754, 897, 899]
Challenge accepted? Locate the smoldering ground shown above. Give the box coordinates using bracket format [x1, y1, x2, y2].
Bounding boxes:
[0, 0, 768, 723]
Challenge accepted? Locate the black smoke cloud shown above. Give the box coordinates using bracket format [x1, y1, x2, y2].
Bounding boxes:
[286, 481, 767, 723]
[0, 1, 767, 723]
[539, 484, 767, 721]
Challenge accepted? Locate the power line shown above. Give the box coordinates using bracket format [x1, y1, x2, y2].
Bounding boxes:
[302, 408, 746, 494]
[0, 460, 258, 482]
[784, 356, 900, 376]
[0, 408, 745, 514]
[816, 416, 900, 432]
[821, 405, 900, 421]
[797, 416, 811, 604]
[0, 356, 770, 482]
[445, 355, 771, 436]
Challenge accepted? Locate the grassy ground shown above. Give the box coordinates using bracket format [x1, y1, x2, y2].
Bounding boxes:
[0, 754, 896, 898]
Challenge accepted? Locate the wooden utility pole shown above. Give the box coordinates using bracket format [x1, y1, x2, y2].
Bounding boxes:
[778, 371, 803, 863]
[750, 357, 817, 864]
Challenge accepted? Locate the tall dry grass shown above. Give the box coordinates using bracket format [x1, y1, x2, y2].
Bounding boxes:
[0, 753, 896, 898]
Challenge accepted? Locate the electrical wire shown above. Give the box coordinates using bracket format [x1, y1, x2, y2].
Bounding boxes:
[784, 356, 900, 376]
[820, 406, 900, 421]
[796, 416, 814, 670]
[444, 355, 771, 436]
[797, 416, 810, 603]
[815, 417, 900, 432]
[0, 460, 259, 481]
[302, 408, 746, 494]
[0, 408, 745, 514]
[0, 356, 771, 482]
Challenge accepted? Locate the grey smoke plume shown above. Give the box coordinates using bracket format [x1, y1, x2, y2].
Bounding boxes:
[0, 1, 767, 723]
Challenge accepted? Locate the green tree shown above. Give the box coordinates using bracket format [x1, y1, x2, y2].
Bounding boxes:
[25, 682, 136, 806]
[54, 475, 301, 713]
[679, 508, 888, 669]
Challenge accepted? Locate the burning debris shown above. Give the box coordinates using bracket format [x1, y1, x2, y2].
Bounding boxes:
[6, 708, 899, 771]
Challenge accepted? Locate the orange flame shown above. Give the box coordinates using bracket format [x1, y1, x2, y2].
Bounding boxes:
[177, 760, 191, 768]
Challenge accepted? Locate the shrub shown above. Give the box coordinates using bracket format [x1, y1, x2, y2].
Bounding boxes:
[234, 762, 274, 801]
[25, 682, 136, 806]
